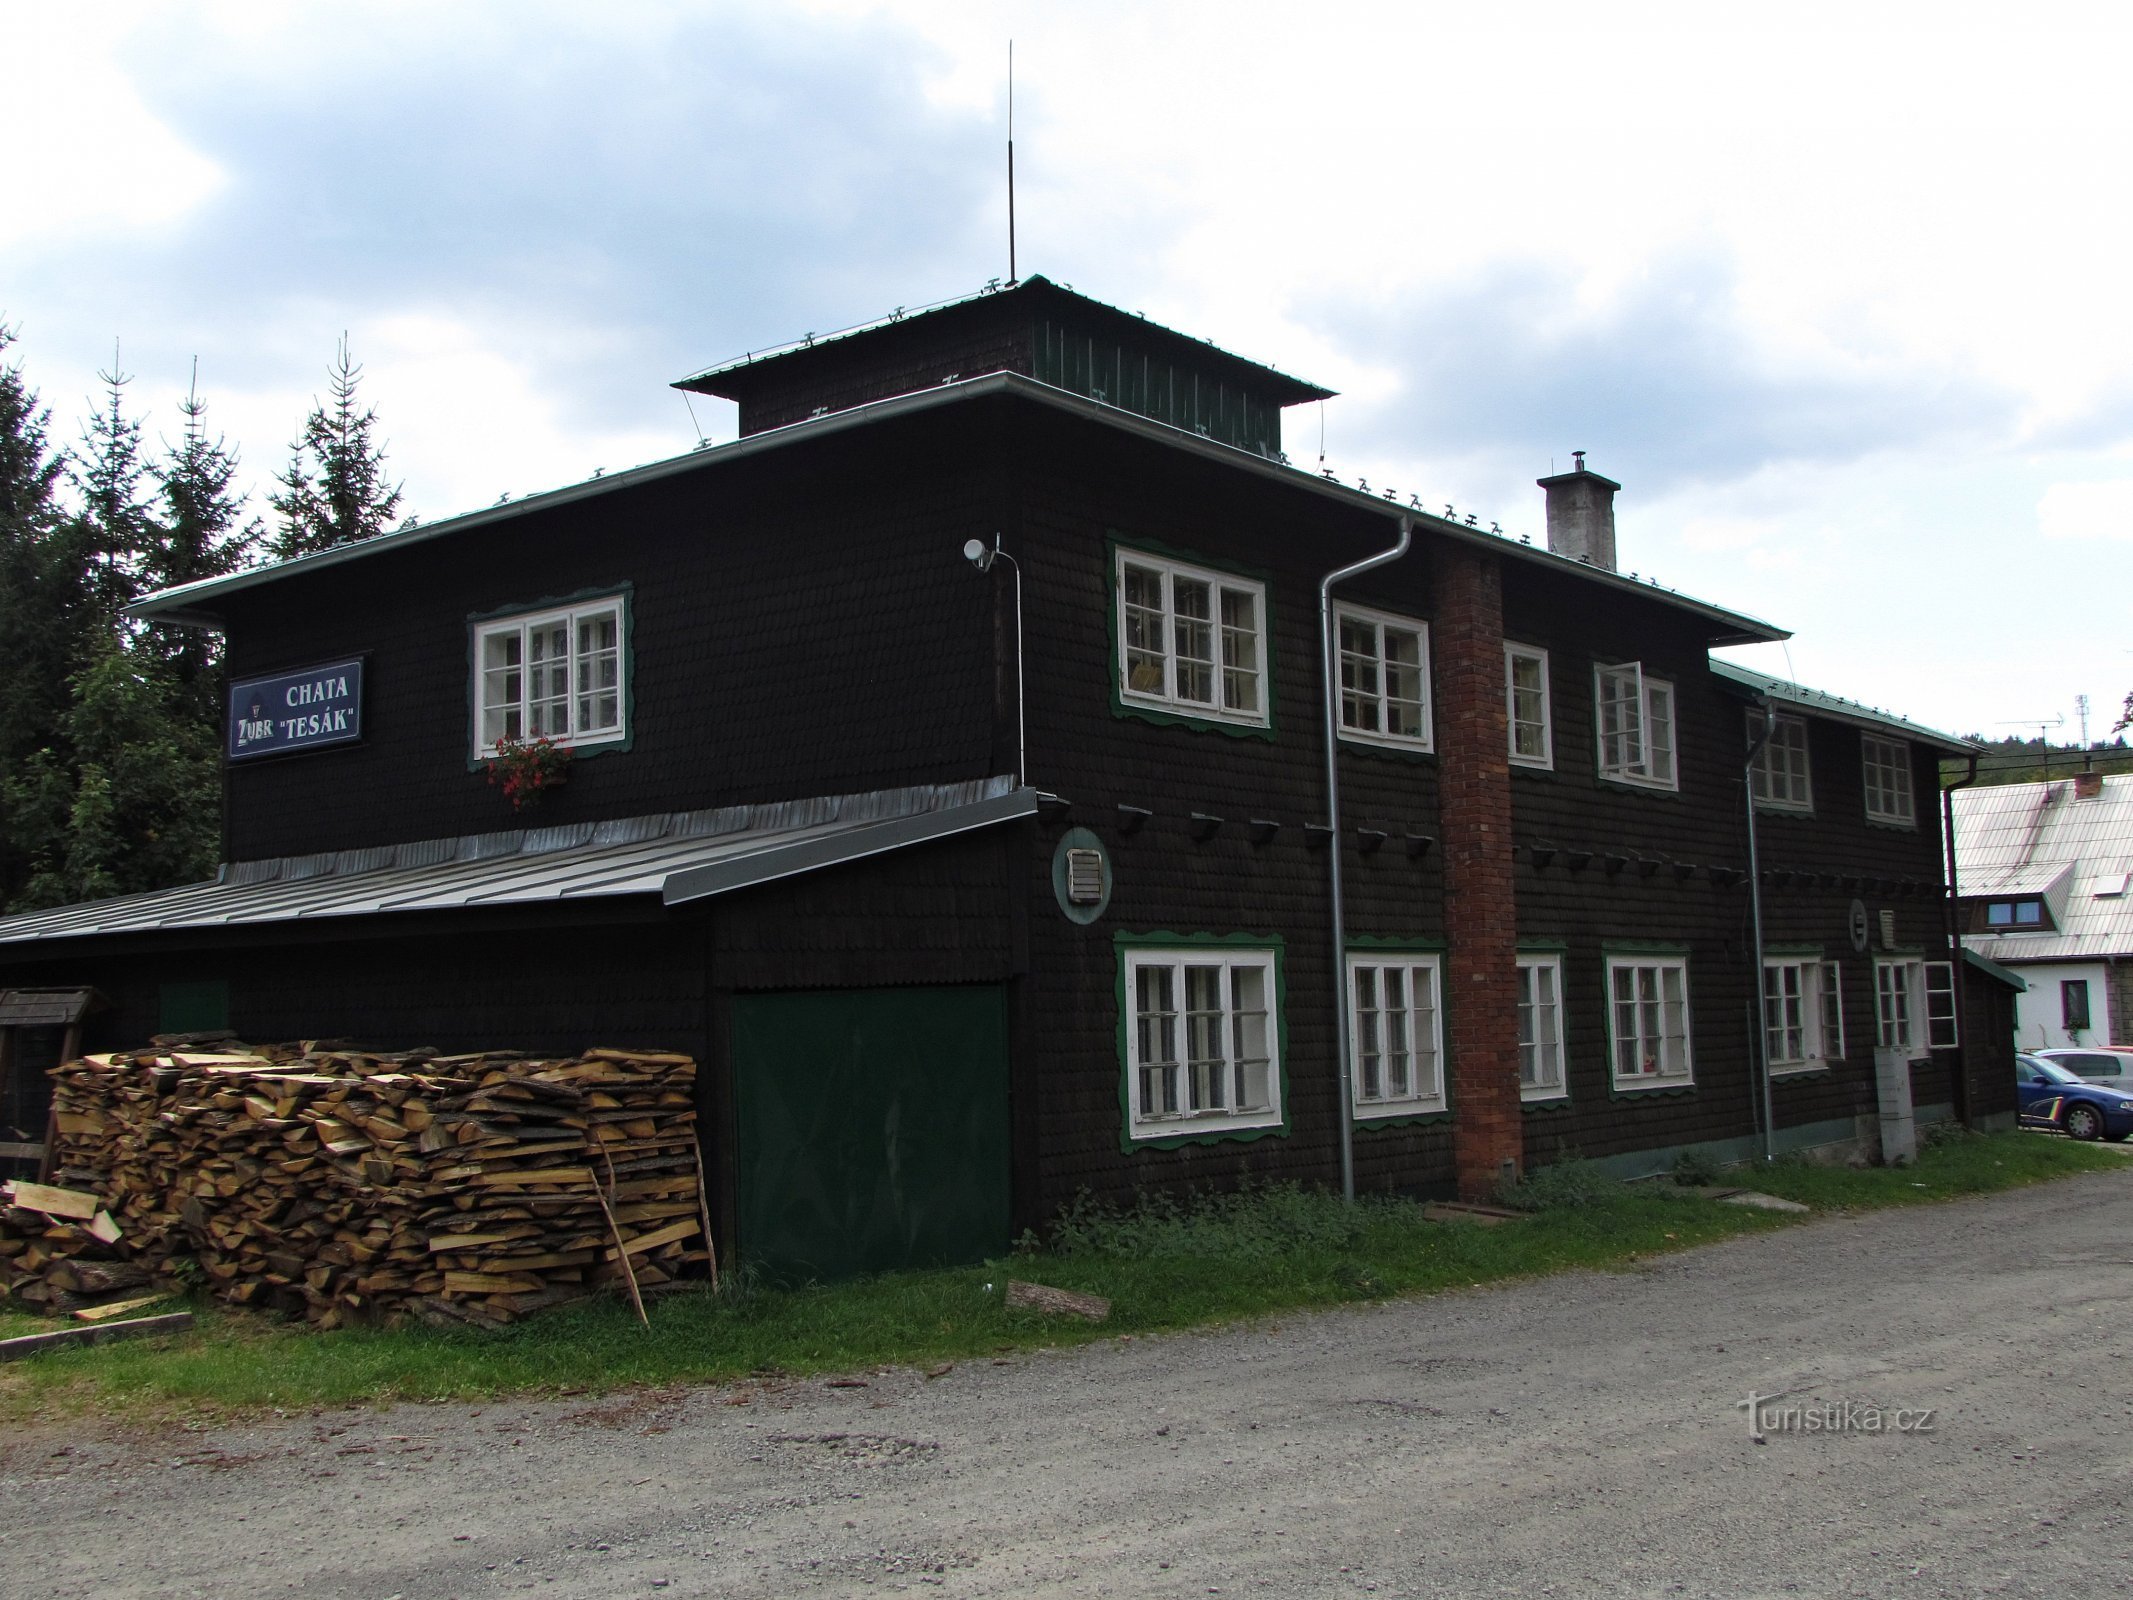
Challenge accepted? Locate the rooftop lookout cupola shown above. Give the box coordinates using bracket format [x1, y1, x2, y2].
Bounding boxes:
[673, 275, 1334, 456]
[1537, 450, 1622, 571]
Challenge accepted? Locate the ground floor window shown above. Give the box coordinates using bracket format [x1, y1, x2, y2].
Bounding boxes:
[1346, 954, 1445, 1116]
[1875, 959, 1958, 1052]
[1606, 954, 1693, 1089]
[1517, 954, 1567, 1100]
[1124, 946, 1282, 1139]
[1763, 958, 1844, 1073]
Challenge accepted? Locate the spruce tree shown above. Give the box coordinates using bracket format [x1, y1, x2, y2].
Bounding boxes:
[0, 321, 71, 905]
[0, 320, 68, 765]
[150, 367, 260, 698]
[65, 357, 157, 628]
[269, 335, 404, 559]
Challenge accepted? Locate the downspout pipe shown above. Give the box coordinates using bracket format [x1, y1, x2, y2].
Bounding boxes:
[1942, 752, 1980, 1123]
[1744, 703, 1777, 1162]
[1321, 514, 1412, 1203]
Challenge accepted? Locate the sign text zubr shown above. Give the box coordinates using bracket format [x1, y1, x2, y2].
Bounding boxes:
[226, 658, 365, 761]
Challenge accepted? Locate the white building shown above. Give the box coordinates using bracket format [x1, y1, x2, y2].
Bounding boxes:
[1954, 770, 2133, 1049]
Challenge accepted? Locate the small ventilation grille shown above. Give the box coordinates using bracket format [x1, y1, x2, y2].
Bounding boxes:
[1065, 848, 1105, 905]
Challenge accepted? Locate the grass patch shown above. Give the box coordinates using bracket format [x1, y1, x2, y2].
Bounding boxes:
[0, 1130, 2117, 1427]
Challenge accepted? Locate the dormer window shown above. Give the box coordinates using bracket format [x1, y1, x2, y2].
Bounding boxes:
[1984, 899, 2046, 930]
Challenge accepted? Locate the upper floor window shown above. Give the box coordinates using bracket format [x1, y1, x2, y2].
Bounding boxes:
[1750, 713, 1813, 812]
[1346, 953, 1446, 1116]
[1505, 644, 1553, 769]
[473, 595, 627, 758]
[1595, 662, 1676, 789]
[1337, 605, 1431, 750]
[1124, 945, 1282, 1139]
[1116, 550, 1267, 727]
[1862, 735, 1915, 826]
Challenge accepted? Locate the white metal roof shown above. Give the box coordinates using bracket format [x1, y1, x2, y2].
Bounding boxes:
[0, 779, 1033, 947]
[1954, 775, 2133, 961]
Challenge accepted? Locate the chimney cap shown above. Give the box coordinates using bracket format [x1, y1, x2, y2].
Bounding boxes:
[1536, 453, 1622, 492]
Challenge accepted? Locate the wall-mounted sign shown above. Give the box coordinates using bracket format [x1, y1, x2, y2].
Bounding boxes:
[226, 658, 365, 761]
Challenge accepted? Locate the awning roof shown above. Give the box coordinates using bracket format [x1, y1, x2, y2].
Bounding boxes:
[0, 780, 1033, 948]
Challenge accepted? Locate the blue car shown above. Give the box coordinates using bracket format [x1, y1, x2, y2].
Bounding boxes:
[2017, 1052, 2133, 1142]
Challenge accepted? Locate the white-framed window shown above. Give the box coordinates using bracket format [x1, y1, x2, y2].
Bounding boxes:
[1874, 958, 1958, 1052]
[1346, 954, 1445, 1117]
[1116, 549, 1267, 726]
[472, 595, 626, 757]
[1505, 644, 1553, 769]
[1762, 957, 1845, 1073]
[1862, 735, 1916, 826]
[1750, 713, 1813, 812]
[1595, 662, 1676, 789]
[1336, 605, 1432, 750]
[1606, 954, 1693, 1089]
[1517, 954, 1567, 1100]
[1124, 946, 1282, 1139]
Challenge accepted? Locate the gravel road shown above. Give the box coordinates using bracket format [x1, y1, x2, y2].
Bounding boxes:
[5, 1164, 2132, 1600]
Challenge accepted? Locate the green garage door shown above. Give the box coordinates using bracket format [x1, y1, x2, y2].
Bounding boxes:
[732, 985, 1010, 1283]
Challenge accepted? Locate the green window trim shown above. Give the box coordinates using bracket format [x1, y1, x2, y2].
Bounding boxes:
[1114, 930, 1291, 1153]
[1107, 535, 1280, 741]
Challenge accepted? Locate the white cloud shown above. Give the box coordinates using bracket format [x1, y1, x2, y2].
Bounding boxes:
[2038, 480, 2133, 542]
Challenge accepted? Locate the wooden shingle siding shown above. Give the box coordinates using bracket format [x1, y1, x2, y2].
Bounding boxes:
[220, 413, 1011, 861]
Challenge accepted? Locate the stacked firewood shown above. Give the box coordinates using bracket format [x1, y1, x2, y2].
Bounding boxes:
[12, 1042, 708, 1330]
[0, 1179, 166, 1319]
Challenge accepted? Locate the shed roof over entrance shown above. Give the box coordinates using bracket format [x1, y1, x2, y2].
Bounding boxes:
[0, 779, 1034, 948]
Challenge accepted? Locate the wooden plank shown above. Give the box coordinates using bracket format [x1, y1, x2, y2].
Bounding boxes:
[6, 1181, 102, 1220]
[0, 1142, 45, 1160]
[604, 1217, 700, 1259]
[0, 1312, 194, 1362]
[73, 1292, 172, 1323]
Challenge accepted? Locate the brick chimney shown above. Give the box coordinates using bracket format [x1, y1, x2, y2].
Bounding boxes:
[1537, 451, 1621, 571]
[2076, 769, 2104, 799]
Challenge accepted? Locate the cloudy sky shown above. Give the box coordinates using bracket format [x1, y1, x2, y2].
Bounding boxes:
[6, 0, 2130, 741]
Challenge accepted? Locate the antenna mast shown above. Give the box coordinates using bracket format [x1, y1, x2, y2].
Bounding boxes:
[1006, 40, 1017, 285]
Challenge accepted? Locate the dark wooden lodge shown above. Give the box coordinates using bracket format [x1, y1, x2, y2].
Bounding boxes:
[0, 278, 2016, 1277]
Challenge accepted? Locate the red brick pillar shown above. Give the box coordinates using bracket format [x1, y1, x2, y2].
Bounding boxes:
[1436, 547, 1522, 1198]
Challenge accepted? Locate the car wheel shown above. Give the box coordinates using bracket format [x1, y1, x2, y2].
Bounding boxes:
[2064, 1102, 2105, 1141]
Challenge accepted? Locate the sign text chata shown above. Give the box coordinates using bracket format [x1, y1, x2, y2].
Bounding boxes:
[225, 658, 366, 761]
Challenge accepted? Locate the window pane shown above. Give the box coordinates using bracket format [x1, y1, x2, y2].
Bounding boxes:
[1184, 963, 1224, 1109]
[1219, 588, 1259, 713]
[481, 628, 523, 746]
[1136, 965, 1178, 1117]
[1645, 682, 1675, 785]
[1384, 628, 1425, 739]
[1123, 564, 1167, 694]
[1510, 652, 1548, 760]
[576, 610, 621, 733]
[1339, 619, 1379, 732]
[1172, 578, 1214, 705]
[1231, 965, 1269, 1110]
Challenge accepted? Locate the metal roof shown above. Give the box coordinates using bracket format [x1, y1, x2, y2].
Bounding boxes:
[672, 274, 1337, 404]
[1708, 659, 1977, 754]
[128, 373, 1785, 647]
[0, 780, 1034, 948]
[1954, 775, 2133, 961]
